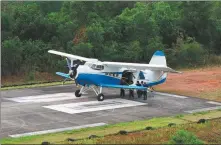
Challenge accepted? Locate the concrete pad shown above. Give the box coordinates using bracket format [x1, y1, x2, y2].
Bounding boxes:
[1, 84, 221, 138]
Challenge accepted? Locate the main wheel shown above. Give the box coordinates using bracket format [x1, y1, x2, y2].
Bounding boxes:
[75, 89, 82, 97]
[97, 93, 104, 101]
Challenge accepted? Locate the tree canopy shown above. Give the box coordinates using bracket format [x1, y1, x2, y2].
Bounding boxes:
[1, 1, 221, 76]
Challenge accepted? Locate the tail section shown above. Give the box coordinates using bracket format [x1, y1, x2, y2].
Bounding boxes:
[142, 50, 168, 87]
[149, 51, 167, 66]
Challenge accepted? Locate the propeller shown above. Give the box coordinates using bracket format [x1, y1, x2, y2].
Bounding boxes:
[62, 58, 79, 85]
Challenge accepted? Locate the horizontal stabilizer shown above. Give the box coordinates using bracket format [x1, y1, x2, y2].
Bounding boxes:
[56, 72, 71, 79]
[100, 84, 147, 90]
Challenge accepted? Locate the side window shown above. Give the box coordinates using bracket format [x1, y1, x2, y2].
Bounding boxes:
[91, 64, 104, 70]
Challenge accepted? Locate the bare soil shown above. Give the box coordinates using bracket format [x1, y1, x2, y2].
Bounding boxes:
[155, 66, 221, 102]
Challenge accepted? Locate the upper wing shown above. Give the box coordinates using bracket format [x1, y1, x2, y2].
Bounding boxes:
[48, 50, 98, 62]
[102, 61, 181, 73]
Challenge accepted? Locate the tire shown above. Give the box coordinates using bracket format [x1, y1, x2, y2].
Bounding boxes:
[75, 89, 82, 97]
[97, 93, 104, 101]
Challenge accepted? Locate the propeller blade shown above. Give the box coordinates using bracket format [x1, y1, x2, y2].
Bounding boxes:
[66, 58, 71, 70]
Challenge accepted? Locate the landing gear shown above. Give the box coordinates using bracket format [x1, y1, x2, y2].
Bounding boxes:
[75, 85, 105, 101]
[97, 93, 104, 101]
[75, 89, 82, 97]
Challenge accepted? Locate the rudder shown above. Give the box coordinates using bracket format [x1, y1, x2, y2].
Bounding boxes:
[149, 51, 167, 66]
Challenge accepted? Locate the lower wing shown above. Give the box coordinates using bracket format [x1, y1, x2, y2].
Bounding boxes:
[56, 72, 71, 79]
[100, 84, 146, 90]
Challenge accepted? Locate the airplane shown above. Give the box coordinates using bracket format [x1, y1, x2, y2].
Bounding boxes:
[48, 50, 181, 101]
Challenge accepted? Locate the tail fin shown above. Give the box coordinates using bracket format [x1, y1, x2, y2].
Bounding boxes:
[149, 51, 166, 66]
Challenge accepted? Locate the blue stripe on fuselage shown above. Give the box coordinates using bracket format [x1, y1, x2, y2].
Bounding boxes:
[76, 73, 166, 88]
[76, 73, 121, 86]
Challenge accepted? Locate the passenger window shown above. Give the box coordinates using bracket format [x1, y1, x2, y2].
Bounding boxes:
[91, 64, 104, 70]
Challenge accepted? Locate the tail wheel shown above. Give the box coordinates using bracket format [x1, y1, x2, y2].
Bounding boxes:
[75, 89, 82, 97]
[97, 93, 104, 101]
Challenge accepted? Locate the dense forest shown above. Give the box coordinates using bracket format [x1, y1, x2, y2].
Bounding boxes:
[1, 1, 221, 78]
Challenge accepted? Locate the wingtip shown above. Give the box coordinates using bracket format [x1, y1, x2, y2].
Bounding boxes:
[48, 50, 53, 53]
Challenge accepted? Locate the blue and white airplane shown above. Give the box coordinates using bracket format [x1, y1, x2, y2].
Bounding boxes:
[48, 50, 181, 101]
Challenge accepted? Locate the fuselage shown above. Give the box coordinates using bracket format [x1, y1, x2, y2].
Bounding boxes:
[75, 62, 167, 88]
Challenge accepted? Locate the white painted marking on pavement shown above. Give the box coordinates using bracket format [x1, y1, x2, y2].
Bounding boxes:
[43, 98, 147, 114]
[9, 122, 107, 138]
[154, 92, 188, 99]
[5, 93, 89, 103]
[206, 101, 221, 105]
[184, 106, 221, 113]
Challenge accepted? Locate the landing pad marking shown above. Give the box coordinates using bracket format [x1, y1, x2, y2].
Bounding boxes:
[43, 98, 147, 114]
[5, 93, 89, 103]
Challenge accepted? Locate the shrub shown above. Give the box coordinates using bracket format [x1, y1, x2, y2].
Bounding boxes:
[175, 114, 184, 118]
[168, 123, 176, 127]
[67, 138, 75, 142]
[118, 130, 128, 135]
[41, 141, 50, 145]
[168, 130, 204, 144]
[88, 135, 98, 139]
[27, 71, 35, 81]
[145, 126, 155, 130]
[177, 40, 206, 67]
[197, 119, 207, 124]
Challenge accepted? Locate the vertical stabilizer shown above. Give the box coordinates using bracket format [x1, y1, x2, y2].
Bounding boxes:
[149, 51, 167, 66]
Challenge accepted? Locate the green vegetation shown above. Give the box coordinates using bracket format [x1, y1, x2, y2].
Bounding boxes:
[1, 1, 221, 84]
[2, 109, 221, 144]
[168, 130, 204, 144]
[0, 80, 74, 91]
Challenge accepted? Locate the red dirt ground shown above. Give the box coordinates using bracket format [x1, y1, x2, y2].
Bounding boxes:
[155, 66, 221, 101]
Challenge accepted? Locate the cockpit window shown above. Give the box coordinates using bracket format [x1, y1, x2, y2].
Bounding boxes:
[91, 64, 104, 70]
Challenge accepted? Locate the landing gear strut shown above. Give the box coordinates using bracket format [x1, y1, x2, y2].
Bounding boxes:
[75, 85, 105, 101]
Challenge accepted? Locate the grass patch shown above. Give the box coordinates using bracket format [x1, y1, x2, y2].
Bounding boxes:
[2, 109, 221, 144]
[200, 88, 221, 102]
[0, 117, 188, 144]
[183, 110, 221, 122]
[89, 118, 221, 144]
[1, 81, 74, 91]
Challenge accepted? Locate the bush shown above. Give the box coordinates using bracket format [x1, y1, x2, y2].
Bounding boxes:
[177, 40, 206, 67]
[197, 119, 207, 124]
[88, 135, 98, 139]
[66, 138, 75, 142]
[41, 141, 50, 145]
[206, 55, 221, 66]
[27, 71, 36, 81]
[168, 123, 176, 127]
[145, 126, 155, 130]
[168, 130, 204, 144]
[118, 130, 128, 135]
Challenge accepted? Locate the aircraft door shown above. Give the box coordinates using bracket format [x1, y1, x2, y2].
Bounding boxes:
[121, 70, 134, 85]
